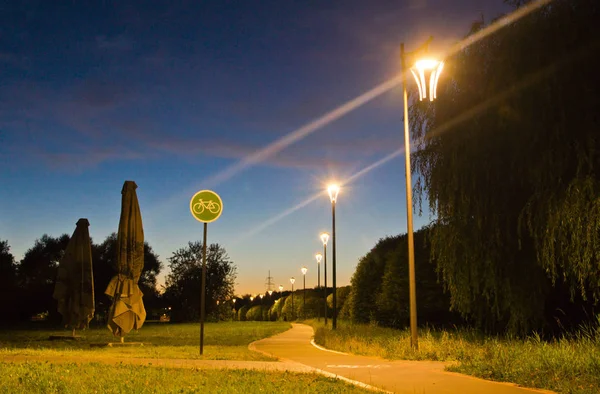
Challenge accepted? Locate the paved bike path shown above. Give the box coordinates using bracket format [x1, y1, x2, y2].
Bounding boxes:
[249, 323, 554, 394]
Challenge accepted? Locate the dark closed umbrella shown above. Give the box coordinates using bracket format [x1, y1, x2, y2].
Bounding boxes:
[105, 181, 146, 338]
[53, 218, 95, 332]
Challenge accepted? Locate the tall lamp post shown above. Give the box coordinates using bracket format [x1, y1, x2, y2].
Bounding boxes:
[400, 37, 444, 350]
[315, 253, 322, 321]
[290, 277, 296, 320]
[301, 266, 308, 320]
[320, 232, 329, 325]
[268, 290, 273, 321]
[259, 293, 264, 321]
[278, 285, 284, 321]
[232, 298, 237, 321]
[328, 184, 340, 330]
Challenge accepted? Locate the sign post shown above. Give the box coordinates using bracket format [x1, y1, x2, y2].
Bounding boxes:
[189, 190, 223, 355]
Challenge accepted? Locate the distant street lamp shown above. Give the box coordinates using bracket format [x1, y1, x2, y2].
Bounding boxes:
[328, 184, 340, 330]
[315, 253, 323, 321]
[232, 298, 237, 321]
[279, 284, 283, 293]
[400, 37, 444, 350]
[301, 266, 308, 320]
[259, 293, 265, 321]
[267, 290, 273, 321]
[290, 277, 296, 320]
[320, 232, 330, 325]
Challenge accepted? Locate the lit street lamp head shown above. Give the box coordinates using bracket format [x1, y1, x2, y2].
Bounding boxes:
[290, 277, 295, 285]
[320, 232, 330, 246]
[268, 290, 273, 296]
[315, 253, 322, 264]
[410, 58, 444, 101]
[301, 266, 308, 275]
[327, 184, 340, 203]
[278, 285, 283, 291]
[259, 293, 264, 299]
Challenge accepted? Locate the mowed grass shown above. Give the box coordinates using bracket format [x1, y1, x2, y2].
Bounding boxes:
[311, 320, 600, 394]
[0, 362, 374, 394]
[0, 322, 290, 361]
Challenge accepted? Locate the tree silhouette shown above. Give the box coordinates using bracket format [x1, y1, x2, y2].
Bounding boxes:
[164, 242, 236, 322]
[412, 0, 600, 333]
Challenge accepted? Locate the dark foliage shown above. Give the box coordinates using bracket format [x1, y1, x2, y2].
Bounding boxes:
[0, 240, 19, 322]
[163, 242, 236, 322]
[347, 228, 457, 328]
[412, 0, 600, 333]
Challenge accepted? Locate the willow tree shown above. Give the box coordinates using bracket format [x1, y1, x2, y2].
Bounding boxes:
[412, 0, 600, 333]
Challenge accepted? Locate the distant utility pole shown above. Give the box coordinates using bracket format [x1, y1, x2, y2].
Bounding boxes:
[265, 270, 275, 293]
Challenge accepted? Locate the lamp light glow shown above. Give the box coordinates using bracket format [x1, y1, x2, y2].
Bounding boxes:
[268, 290, 273, 296]
[301, 266, 308, 275]
[410, 58, 444, 101]
[315, 253, 322, 264]
[320, 232, 330, 246]
[290, 277, 295, 285]
[279, 285, 283, 291]
[327, 184, 340, 202]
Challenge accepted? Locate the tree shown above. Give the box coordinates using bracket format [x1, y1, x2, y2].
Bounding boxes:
[412, 0, 600, 333]
[327, 286, 351, 318]
[164, 242, 236, 322]
[345, 228, 454, 329]
[348, 237, 398, 323]
[0, 240, 18, 322]
[16, 234, 70, 321]
[375, 229, 457, 328]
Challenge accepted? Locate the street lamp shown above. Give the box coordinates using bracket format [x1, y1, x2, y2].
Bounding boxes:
[400, 37, 443, 350]
[301, 266, 308, 320]
[267, 290, 273, 321]
[259, 293, 265, 321]
[290, 277, 296, 320]
[315, 253, 322, 321]
[278, 284, 283, 293]
[232, 298, 236, 321]
[320, 232, 329, 325]
[328, 184, 340, 330]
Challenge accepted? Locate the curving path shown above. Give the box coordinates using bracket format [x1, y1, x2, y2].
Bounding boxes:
[249, 323, 555, 394]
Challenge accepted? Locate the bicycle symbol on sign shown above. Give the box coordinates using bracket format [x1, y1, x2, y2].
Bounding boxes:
[192, 199, 221, 215]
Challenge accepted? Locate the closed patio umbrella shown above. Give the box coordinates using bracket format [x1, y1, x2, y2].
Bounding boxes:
[105, 181, 146, 340]
[53, 218, 95, 335]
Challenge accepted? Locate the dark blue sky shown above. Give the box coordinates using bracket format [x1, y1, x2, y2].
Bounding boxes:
[1, 0, 509, 294]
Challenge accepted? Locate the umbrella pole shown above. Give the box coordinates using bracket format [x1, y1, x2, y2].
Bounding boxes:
[200, 222, 207, 355]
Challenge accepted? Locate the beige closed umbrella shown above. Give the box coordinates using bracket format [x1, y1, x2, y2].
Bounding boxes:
[105, 181, 146, 341]
[53, 218, 95, 336]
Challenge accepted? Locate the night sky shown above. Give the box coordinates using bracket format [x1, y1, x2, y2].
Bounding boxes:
[1, 0, 509, 295]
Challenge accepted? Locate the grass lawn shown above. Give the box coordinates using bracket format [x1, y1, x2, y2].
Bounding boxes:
[0, 321, 290, 361]
[0, 361, 374, 393]
[310, 319, 600, 394]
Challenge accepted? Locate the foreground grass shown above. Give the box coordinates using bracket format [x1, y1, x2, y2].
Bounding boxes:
[0, 362, 373, 393]
[0, 322, 290, 361]
[311, 320, 600, 394]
